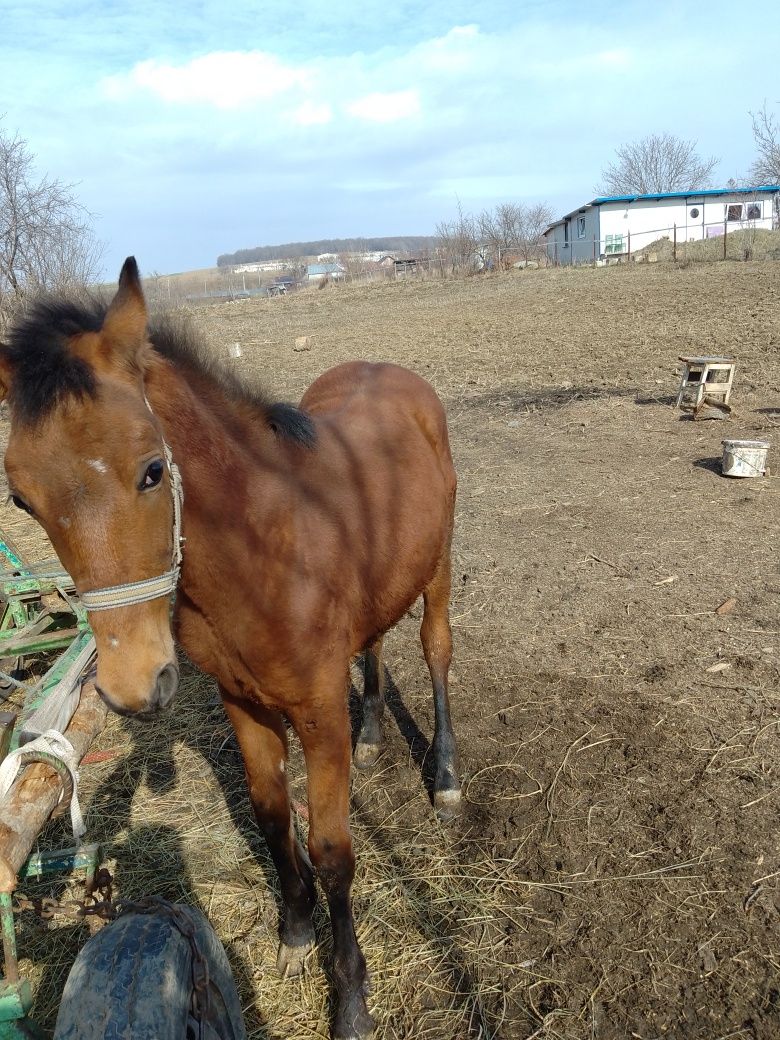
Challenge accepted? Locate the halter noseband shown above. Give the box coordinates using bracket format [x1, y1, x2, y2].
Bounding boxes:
[79, 417, 184, 613]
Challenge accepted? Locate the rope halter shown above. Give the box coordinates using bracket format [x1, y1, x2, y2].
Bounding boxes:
[80, 415, 184, 613]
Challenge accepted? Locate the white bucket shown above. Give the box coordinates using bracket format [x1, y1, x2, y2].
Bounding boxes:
[721, 439, 769, 478]
[228, 342, 243, 359]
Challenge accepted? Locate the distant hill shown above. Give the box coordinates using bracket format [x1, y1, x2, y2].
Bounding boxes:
[217, 236, 438, 267]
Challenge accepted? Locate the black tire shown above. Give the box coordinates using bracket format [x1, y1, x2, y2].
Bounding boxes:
[53, 905, 246, 1040]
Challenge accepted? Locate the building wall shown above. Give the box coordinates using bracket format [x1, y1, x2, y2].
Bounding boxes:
[598, 193, 777, 255]
[545, 206, 599, 264]
[306, 267, 345, 281]
[546, 191, 778, 264]
[234, 261, 289, 273]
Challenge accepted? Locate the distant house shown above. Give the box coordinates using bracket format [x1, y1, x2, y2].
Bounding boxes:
[543, 185, 780, 265]
[377, 255, 396, 268]
[393, 258, 419, 277]
[306, 262, 346, 281]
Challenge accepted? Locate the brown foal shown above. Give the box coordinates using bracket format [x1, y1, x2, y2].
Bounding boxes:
[0, 259, 460, 1039]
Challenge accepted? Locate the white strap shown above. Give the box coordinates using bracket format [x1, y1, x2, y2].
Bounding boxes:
[0, 730, 85, 839]
[80, 570, 179, 611]
[0, 642, 95, 840]
[19, 637, 96, 740]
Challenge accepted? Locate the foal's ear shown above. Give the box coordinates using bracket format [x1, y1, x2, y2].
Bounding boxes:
[102, 257, 148, 361]
[0, 346, 14, 401]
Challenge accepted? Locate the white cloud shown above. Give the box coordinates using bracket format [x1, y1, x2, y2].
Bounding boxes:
[421, 23, 481, 71]
[292, 99, 333, 125]
[346, 89, 421, 123]
[103, 51, 309, 109]
[529, 47, 634, 80]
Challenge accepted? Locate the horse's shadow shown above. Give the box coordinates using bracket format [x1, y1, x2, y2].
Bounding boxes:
[347, 660, 494, 1037]
[28, 651, 484, 1037]
[23, 659, 278, 1038]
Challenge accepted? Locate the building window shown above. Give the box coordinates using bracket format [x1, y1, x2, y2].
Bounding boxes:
[689, 207, 700, 219]
[605, 234, 624, 255]
[577, 216, 586, 238]
[747, 202, 761, 220]
[726, 204, 744, 221]
[563, 221, 569, 245]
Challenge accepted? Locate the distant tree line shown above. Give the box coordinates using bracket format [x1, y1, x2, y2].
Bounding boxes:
[217, 236, 438, 267]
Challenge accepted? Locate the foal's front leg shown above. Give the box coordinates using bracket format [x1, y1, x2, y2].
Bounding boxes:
[220, 688, 316, 974]
[293, 684, 373, 1040]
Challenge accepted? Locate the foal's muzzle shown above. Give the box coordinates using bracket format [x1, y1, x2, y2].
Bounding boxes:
[96, 662, 179, 719]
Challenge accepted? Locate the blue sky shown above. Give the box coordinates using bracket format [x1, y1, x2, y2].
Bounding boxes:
[1, 0, 776, 275]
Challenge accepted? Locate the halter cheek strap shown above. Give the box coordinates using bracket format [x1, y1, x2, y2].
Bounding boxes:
[79, 436, 185, 613]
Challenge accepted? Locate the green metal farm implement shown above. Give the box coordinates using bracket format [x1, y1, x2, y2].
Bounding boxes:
[0, 534, 103, 1038]
[0, 536, 245, 1039]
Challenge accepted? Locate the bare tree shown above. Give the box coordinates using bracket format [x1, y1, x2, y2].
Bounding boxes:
[515, 202, 554, 263]
[0, 124, 103, 326]
[478, 203, 522, 265]
[477, 201, 553, 266]
[748, 104, 780, 185]
[598, 133, 718, 195]
[436, 201, 480, 274]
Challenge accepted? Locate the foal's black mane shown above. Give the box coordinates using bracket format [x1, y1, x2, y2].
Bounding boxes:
[2, 295, 315, 447]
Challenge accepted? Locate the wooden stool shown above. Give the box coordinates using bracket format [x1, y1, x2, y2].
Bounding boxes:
[676, 356, 736, 408]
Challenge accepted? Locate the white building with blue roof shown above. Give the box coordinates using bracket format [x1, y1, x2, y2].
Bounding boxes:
[306, 261, 346, 281]
[543, 185, 780, 264]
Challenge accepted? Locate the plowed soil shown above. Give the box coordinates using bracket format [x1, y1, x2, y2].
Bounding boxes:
[3, 259, 779, 1039]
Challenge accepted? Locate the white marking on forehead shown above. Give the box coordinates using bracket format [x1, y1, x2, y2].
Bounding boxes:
[108, 637, 120, 649]
[86, 459, 108, 474]
[58, 516, 71, 529]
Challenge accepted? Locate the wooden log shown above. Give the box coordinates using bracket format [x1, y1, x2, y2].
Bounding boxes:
[0, 680, 107, 892]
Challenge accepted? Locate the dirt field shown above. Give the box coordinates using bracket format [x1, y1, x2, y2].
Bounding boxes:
[4, 260, 780, 1039]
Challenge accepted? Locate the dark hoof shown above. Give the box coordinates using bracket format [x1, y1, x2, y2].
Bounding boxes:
[277, 938, 314, 977]
[334, 986, 374, 1039]
[334, 1012, 374, 1040]
[434, 787, 462, 820]
[353, 742, 382, 770]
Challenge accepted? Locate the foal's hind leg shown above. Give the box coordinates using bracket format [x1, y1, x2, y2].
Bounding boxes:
[221, 688, 316, 975]
[354, 636, 384, 769]
[421, 550, 462, 818]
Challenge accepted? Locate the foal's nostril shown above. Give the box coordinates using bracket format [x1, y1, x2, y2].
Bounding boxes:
[154, 663, 179, 709]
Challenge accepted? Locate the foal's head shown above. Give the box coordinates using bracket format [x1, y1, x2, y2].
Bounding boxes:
[0, 259, 179, 717]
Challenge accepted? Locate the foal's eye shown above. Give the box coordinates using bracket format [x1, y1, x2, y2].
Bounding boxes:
[139, 459, 165, 491]
[10, 494, 33, 515]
